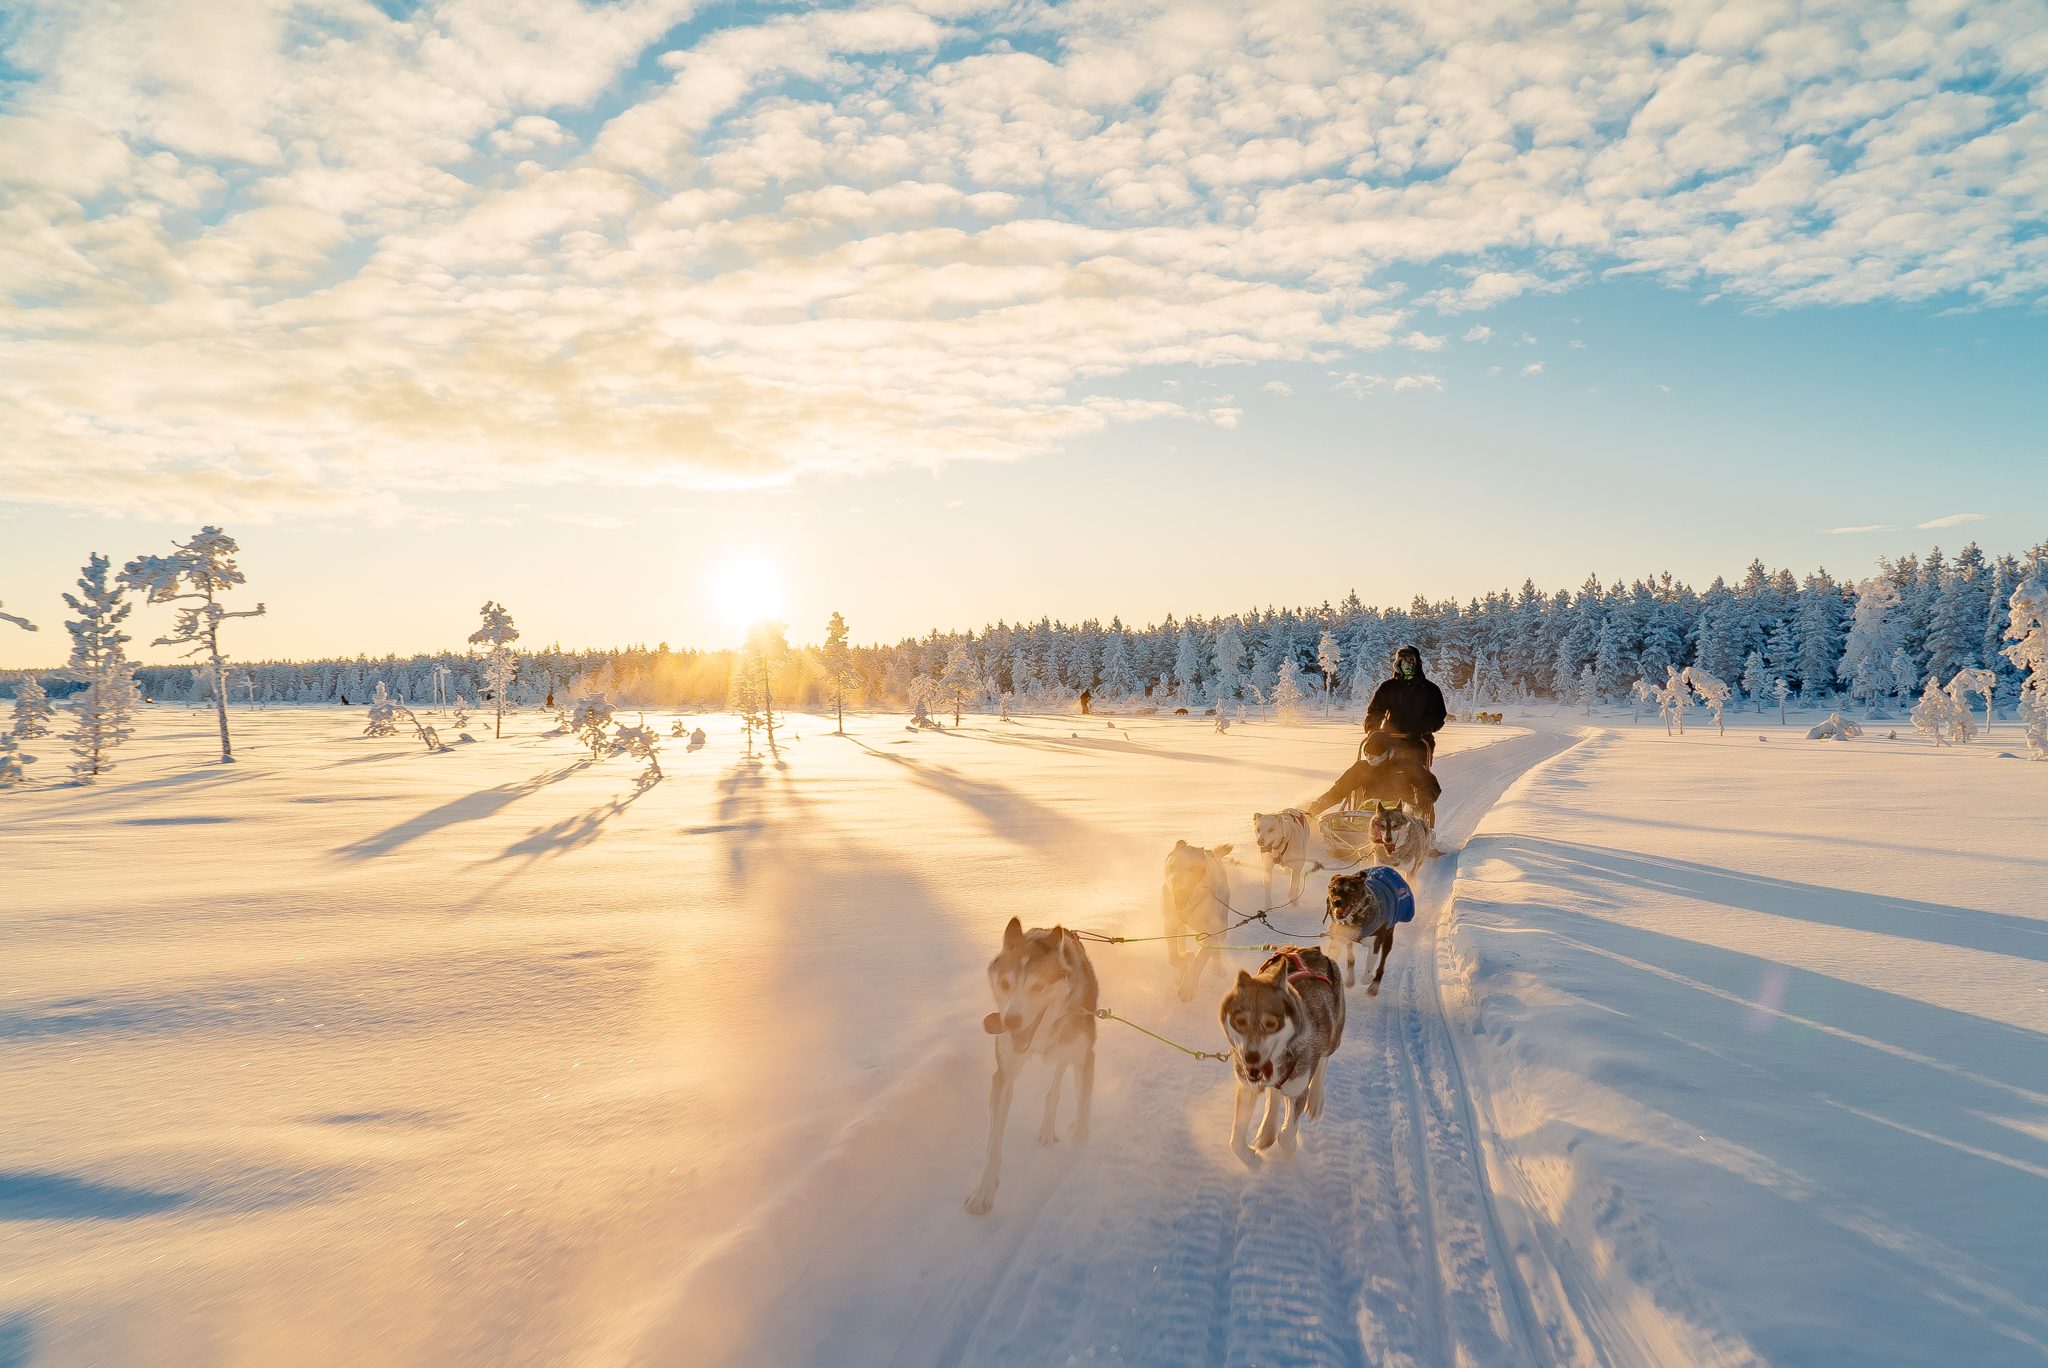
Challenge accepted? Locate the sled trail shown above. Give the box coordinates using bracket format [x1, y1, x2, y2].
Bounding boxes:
[639, 727, 1582, 1368]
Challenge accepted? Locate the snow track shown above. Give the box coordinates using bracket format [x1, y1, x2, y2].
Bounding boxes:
[634, 728, 1584, 1368]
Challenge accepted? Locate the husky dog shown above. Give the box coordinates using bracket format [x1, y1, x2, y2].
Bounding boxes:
[1218, 946, 1346, 1165]
[966, 917, 1099, 1215]
[1162, 839, 1234, 1002]
[1326, 870, 1401, 995]
[1252, 808, 1314, 905]
[1366, 801, 1430, 880]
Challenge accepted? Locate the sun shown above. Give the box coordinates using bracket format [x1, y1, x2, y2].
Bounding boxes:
[708, 554, 788, 632]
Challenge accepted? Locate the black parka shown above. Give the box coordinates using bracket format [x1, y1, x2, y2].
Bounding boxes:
[1364, 669, 1447, 742]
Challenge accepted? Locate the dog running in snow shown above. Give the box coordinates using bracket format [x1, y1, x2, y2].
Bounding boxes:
[1326, 869, 1403, 995]
[966, 917, 1099, 1215]
[1161, 839, 1234, 1002]
[1218, 945, 1346, 1165]
[1252, 808, 1314, 906]
[1366, 800, 1430, 880]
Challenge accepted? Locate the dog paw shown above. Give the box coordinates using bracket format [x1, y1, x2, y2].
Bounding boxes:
[1037, 1126, 1060, 1146]
[1232, 1145, 1263, 1170]
[1177, 984, 1195, 1003]
[1366, 982, 1380, 998]
[964, 1185, 997, 1215]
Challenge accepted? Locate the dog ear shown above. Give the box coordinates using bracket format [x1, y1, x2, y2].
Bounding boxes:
[1002, 916, 1024, 950]
[1174, 838, 1187, 849]
[1214, 842, 1233, 858]
[1236, 969, 1255, 987]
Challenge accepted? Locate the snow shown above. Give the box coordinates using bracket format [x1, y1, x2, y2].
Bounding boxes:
[1443, 723, 2048, 1366]
[3, 704, 2043, 1365]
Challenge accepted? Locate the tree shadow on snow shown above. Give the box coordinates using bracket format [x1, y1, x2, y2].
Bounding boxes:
[333, 759, 594, 860]
[1497, 837, 2048, 969]
[844, 736, 1097, 850]
[0, 1171, 190, 1221]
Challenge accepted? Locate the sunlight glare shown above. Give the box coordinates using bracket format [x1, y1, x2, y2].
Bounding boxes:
[709, 555, 787, 631]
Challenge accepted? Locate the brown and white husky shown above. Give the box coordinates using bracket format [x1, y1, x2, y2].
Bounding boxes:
[1217, 945, 1346, 1166]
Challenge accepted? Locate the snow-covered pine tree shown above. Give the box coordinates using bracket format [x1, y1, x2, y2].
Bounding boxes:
[1272, 657, 1308, 721]
[1945, 667, 1996, 739]
[0, 732, 31, 787]
[940, 639, 983, 725]
[69, 667, 140, 782]
[1910, 678, 1959, 746]
[1576, 663, 1596, 714]
[119, 528, 265, 764]
[572, 695, 617, 757]
[10, 678, 54, 739]
[822, 611, 859, 733]
[468, 601, 520, 739]
[1792, 570, 1846, 698]
[0, 601, 35, 633]
[613, 716, 662, 786]
[2002, 576, 2048, 760]
[1655, 666, 1693, 734]
[1741, 651, 1768, 713]
[1773, 677, 1790, 724]
[1316, 628, 1342, 713]
[364, 681, 399, 737]
[1685, 665, 1731, 735]
[1888, 647, 1919, 712]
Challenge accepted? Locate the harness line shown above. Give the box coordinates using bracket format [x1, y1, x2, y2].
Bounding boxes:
[1094, 1008, 1231, 1063]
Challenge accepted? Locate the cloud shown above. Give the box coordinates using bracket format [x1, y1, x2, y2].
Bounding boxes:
[1262, 380, 1294, 396]
[4, 0, 2047, 516]
[1521, 363, 1545, 376]
[1829, 524, 1897, 534]
[1917, 512, 1986, 529]
[1336, 372, 1442, 396]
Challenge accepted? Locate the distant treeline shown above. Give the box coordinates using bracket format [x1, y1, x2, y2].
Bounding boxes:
[5, 540, 2044, 714]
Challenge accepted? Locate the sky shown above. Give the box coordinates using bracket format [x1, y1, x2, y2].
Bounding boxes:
[2, 0, 2045, 668]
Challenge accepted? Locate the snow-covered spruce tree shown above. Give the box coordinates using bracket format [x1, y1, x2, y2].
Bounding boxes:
[1685, 665, 1731, 736]
[468, 601, 520, 739]
[1272, 657, 1308, 721]
[1576, 663, 1596, 714]
[1910, 678, 1959, 746]
[1173, 625, 1202, 706]
[822, 611, 859, 733]
[1742, 651, 1768, 714]
[1098, 629, 1139, 700]
[1836, 577, 1900, 714]
[10, 678, 54, 739]
[119, 528, 265, 764]
[364, 682, 399, 737]
[1773, 677, 1791, 725]
[1945, 667, 1996, 739]
[69, 668, 140, 783]
[64, 553, 131, 674]
[1317, 628, 1342, 713]
[0, 601, 35, 633]
[0, 732, 31, 787]
[2002, 577, 2048, 760]
[1211, 624, 1246, 707]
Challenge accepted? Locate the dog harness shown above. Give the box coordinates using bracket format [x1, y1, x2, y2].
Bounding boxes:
[1263, 948, 1332, 989]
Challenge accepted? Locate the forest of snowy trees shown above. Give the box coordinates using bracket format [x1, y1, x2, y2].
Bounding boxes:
[4, 541, 2045, 724]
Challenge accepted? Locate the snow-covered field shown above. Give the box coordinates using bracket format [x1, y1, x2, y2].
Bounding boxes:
[3, 705, 2042, 1366]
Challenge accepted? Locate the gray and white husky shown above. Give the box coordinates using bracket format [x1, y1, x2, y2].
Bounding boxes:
[1218, 945, 1346, 1165]
[966, 917, 1099, 1215]
[1162, 839, 1234, 1002]
[1366, 800, 1431, 880]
